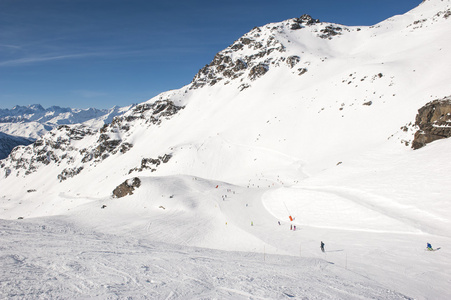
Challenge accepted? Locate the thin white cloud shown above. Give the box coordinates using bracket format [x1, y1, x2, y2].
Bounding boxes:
[0, 48, 182, 67]
[0, 44, 21, 49]
[0, 53, 100, 67]
[0, 44, 212, 68]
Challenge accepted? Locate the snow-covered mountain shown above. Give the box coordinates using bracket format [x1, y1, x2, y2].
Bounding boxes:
[2, 0, 451, 298]
[0, 104, 132, 158]
[0, 104, 131, 128]
[0, 103, 132, 139]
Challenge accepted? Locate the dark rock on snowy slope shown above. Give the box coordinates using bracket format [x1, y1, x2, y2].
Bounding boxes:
[249, 64, 269, 80]
[412, 96, 451, 149]
[286, 55, 301, 68]
[319, 25, 343, 39]
[57, 166, 84, 182]
[128, 154, 172, 174]
[112, 177, 141, 198]
[190, 24, 287, 89]
[291, 14, 321, 29]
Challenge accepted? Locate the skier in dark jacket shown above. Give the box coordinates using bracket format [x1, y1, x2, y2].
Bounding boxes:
[427, 243, 432, 250]
[321, 241, 325, 252]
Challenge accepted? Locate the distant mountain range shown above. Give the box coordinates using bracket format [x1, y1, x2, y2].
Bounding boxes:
[0, 104, 132, 128]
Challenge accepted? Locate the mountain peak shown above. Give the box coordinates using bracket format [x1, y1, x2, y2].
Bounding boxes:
[9, 104, 44, 113]
[189, 13, 349, 91]
[28, 104, 45, 111]
[189, 20, 289, 89]
[291, 14, 321, 29]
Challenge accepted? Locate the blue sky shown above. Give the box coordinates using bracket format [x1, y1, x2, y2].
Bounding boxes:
[0, 0, 422, 109]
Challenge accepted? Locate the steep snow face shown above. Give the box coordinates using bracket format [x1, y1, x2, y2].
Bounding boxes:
[1, 1, 451, 299]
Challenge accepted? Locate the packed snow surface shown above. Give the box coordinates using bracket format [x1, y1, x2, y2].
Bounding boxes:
[0, 218, 410, 300]
[2, 0, 451, 299]
[2, 140, 451, 299]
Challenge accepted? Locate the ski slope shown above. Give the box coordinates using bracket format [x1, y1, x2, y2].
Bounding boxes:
[2, 139, 451, 298]
[1, 217, 412, 299]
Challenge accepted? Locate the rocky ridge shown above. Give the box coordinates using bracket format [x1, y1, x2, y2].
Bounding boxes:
[190, 14, 348, 90]
[1, 100, 183, 180]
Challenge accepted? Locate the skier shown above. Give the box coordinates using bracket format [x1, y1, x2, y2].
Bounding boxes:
[427, 243, 433, 250]
[290, 224, 292, 230]
[293, 225, 296, 231]
[278, 221, 281, 225]
[321, 241, 325, 252]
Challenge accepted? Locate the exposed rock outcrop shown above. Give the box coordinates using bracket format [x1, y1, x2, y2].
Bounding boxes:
[249, 64, 269, 80]
[319, 25, 343, 39]
[128, 154, 172, 174]
[286, 56, 301, 68]
[57, 166, 84, 182]
[412, 96, 451, 149]
[112, 177, 141, 198]
[291, 14, 320, 30]
[190, 25, 286, 89]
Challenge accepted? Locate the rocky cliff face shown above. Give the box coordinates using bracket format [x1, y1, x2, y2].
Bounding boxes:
[412, 96, 451, 149]
[190, 26, 286, 89]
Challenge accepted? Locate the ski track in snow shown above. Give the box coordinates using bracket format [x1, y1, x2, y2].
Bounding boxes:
[297, 186, 448, 235]
[1, 174, 450, 299]
[0, 217, 411, 300]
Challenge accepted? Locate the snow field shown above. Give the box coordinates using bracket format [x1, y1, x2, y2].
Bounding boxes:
[5, 148, 449, 299]
[0, 217, 411, 300]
